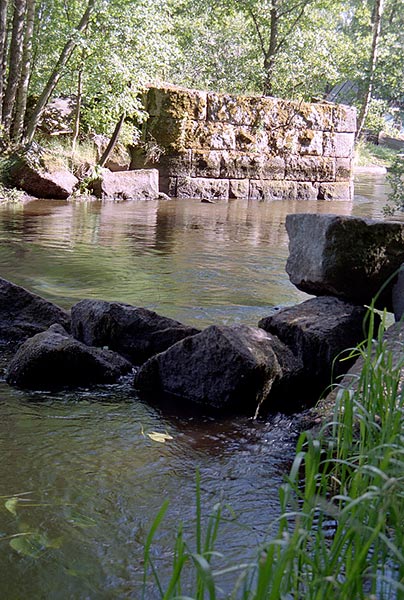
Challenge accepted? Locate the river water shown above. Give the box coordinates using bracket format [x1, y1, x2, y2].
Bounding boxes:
[0, 174, 391, 598]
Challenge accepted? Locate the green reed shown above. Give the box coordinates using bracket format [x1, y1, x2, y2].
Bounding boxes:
[142, 308, 404, 599]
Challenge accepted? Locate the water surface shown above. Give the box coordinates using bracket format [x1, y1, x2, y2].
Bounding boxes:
[0, 174, 391, 597]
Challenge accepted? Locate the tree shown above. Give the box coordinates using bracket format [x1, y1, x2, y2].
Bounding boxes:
[357, 0, 385, 137]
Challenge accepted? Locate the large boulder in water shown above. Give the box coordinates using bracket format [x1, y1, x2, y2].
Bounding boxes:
[286, 213, 404, 310]
[6, 324, 132, 389]
[134, 324, 304, 415]
[90, 168, 159, 200]
[9, 143, 78, 199]
[259, 296, 372, 396]
[71, 299, 200, 365]
[0, 277, 70, 343]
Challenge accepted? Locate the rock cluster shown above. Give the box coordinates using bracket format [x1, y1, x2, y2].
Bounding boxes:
[3, 212, 401, 415]
[132, 84, 356, 201]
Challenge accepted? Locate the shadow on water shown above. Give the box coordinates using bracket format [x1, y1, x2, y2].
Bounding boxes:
[0, 173, 392, 597]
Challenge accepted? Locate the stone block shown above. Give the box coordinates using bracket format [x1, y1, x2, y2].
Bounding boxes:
[158, 150, 192, 177]
[318, 182, 353, 200]
[296, 182, 319, 201]
[286, 213, 404, 309]
[147, 85, 207, 121]
[286, 156, 335, 181]
[207, 92, 272, 126]
[297, 130, 323, 155]
[229, 179, 249, 198]
[134, 324, 303, 414]
[335, 158, 352, 181]
[191, 150, 221, 178]
[176, 176, 229, 200]
[279, 100, 334, 131]
[91, 169, 159, 201]
[234, 126, 269, 152]
[190, 122, 236, 151]
[249, 180, 297, 201]
[219, 151, 284, 180]
[333, 104, 357, 133]
[323, 132, 355, 158]
[168, 177, 177, 197]
[259, 296, 369, 389]
[146, 116, 190, 153]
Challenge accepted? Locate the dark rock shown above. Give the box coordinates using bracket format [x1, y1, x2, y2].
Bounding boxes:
[9, 143, 78, 199]
[392, 266, 404, 321]
[71, 299, 200, 364]
[6, 324, 132, 389]
[90, 168, 159, 200]
[134, 324, 303, 415]
[259, 296, 372, 395]
[0, 277, 70, 343]
[286, 213, 404, 310]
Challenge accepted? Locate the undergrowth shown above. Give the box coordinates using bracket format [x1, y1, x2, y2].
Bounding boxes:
[142, 308, 404, 599]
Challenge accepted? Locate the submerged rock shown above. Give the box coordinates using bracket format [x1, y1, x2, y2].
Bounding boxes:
[6, 324, 132, 389]
[9, 143, 78, 199]
[0, 277, 70, 343]
[90, 168, 159, 200]
[134, 324, 303, 415]
[71, 299, 200, 364]
[286, 213, 404, 310]
[259, 296, 372, 396]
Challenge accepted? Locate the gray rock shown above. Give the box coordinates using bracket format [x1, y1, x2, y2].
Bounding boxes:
[392, 266, 404, 321]
[71, 299, 200, 365]
[0, 277, 70, 343]
[9, 143, 78, 199]
[6, 324, 132, 389]
[91, 168, 159, 200]
[286, 213, 404, 310]
[134, 324, 303, 415]
[259, 296, 371, 395]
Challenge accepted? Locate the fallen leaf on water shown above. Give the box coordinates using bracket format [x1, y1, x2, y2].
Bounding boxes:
[147, 431, 173, 443]
[5, 498, 18, 516]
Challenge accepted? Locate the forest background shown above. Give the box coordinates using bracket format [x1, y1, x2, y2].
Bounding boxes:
[0, 0, 402, 151]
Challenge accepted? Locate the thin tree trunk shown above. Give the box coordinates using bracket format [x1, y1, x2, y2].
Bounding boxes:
[71, 66, 83, 158]
[24, 0, 96, 144]
[0, 0, 9, 123]
[2, 0, 26, 137]
[98, 113, 125, 168]
[12, 0, 35, 142]
[357, 0, 384, 138]
[263, 0, 279, 96]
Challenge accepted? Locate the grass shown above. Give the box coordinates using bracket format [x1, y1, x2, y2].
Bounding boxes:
[142, 307, 404, 599]
[354, 139, 400, 168]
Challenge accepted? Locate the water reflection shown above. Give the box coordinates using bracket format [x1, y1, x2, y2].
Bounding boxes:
[0, 174, 392, 597]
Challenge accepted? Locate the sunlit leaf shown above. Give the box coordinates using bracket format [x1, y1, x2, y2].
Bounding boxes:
[5, 498, 19, 516]
[147, 431, 173, 443]
[9, 532, 49, 558]
[68, 511, 97, 528]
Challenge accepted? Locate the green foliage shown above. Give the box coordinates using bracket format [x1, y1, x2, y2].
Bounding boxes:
[142, 308, 404, 598]
[354, 139, 399, 167]
[384, 154, 404, 214]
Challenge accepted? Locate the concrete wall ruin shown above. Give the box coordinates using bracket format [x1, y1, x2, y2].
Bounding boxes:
[131, 84, 356, 201]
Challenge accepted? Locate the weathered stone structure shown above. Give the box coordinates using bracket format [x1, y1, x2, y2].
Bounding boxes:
[131, 84, 356, 201]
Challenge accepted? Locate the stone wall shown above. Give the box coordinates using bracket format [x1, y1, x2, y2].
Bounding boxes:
[131, 84, 356, 201]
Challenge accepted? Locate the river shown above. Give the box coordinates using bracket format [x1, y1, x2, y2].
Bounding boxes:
[0, 174, 391, 598]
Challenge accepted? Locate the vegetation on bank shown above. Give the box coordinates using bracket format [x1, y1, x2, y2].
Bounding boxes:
[142, 310, 404, 598]
[354, 139, 400, 168]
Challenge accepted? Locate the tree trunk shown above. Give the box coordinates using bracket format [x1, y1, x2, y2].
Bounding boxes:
[0, 0, 9, 123]
[12, 0, 36, 142]
[263, 0, 279, 96]
[71, 67, 83, 158]
[2, 0, 26, 137]
[98, 113, 125, 168]
[24, 0, 96, 144]
[357, 0, 385, 138]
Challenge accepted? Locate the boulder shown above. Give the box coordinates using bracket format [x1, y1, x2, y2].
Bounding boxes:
[392, 266, 404, 321]
[9, 143, 78, 199]
[0, 277, 70, 343]
[259, 296, 372, 395]
[90, 168, 159, 200]
[6, 324, 132, 389]
[286, 213, 404, 310]
[134, 324, 303, 415]
[71, 299, 200, 365]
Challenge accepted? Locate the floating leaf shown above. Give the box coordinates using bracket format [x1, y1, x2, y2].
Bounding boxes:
[147, 431, 173, 443]
[9, 532, 49, 558]
[5, 497, 18, 516]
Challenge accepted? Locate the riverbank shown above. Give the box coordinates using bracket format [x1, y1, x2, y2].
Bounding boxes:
[142, 310, 404, 597]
